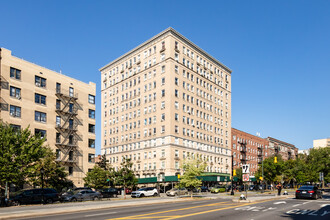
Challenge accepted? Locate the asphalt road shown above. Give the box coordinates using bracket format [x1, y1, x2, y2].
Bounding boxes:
[16, 193, 330, 220]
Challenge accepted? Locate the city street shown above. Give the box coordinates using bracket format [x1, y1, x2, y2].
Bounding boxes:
[7, 192, 330, 220]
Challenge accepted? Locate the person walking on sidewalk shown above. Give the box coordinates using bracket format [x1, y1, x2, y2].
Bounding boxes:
[276, 183, 282, 196]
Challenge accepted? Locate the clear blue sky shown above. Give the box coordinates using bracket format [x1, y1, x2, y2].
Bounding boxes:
[1, 0, 329, 152]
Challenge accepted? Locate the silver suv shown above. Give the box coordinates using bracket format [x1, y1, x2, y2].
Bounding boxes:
[131, 187, 158, 198]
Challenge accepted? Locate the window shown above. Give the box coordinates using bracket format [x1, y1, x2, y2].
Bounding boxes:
[10, 124, 21, 131]
[161, 77, 165, 85]
[175, 77, 178, 85]
[161, 65, 165, 73]
[56, 83, 61, 93]
[10, 86, 21, 99]
[35, 93, 46, 105]
[174, 102, 179, 110]
[88, 124, 95, 133]
[35, 76, 46, 88]
[10, 105, 21, 118]
[175, 89, 178, 97]
[161, 101, 165, 109]
[89, 139, 95, 148]
[88, 154, 95, 163]
[56, 116, 61, 126]
[35, 111, 46, 122]
[69, 87, 74, 97]
[88, 94, 95, 104]
[175, 113, 179, 121]
[10, 67, 21, 80]
[161, 89, 165, 97]
[89, 109, 95, 119]
[69, 167, 73, 175]
[35, 129, 46, 139]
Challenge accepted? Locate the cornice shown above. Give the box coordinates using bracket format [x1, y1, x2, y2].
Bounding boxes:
[99, 27, 232, 74]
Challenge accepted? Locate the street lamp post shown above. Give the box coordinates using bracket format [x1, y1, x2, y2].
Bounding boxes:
[40, 168, 45, 204]
[261, 152, 264, 193]
[231, 155, 234, 195]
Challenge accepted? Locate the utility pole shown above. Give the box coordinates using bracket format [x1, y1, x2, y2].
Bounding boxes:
[231, 154, 234, 195]
[261, 146, 264, 193]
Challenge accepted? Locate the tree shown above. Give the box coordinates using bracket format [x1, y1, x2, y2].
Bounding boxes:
[26, 148, 72, 192]
[83, 166, 110, 190]
[116, 158, 138, 196]
[97, 154, 109, 170]
[255, 155, 284, 185]
[235, 167, 243, 185]
[0, 123, 46, 196]
[179, 158, 206, 198]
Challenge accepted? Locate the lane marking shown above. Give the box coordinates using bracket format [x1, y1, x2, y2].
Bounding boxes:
[85, 212, 117, 217]
[274, 201, 286, 205]
[161, 200, 278, 220]
[292, 204, 301, 207]
[107, 201, 230, 220]
[108, 198, 287, 220]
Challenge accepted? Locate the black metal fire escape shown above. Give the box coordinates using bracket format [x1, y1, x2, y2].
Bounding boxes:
[55, 88, 83, 170]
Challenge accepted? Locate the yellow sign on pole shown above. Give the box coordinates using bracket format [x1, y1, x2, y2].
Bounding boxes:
[259, 177, 263, 181]
[177, 174, 180, 179]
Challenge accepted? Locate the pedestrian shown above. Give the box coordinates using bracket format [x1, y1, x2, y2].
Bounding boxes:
[276, 183, 282, 196]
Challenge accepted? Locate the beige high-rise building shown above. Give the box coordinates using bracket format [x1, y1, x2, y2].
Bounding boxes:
[313, 138, 330, 148]
[0, 48, 96, 187]
[100, 28, 232, 184]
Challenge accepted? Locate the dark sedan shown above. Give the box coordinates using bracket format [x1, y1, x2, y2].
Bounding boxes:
[296, 186, 322, 200]
[98, 188, 119, 198]
[61, 190, 101, 202]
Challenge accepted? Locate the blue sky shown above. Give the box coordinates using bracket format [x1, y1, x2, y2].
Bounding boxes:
[1, 0, 329, 152]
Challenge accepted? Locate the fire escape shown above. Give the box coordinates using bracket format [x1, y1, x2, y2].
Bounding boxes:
[238, 140, 247, 164]
[55, 87, 83, 171]
[0, 76, 9, 111]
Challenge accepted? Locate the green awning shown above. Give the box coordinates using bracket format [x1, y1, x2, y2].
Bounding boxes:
[165, 175, 178, 182]
[137, 177, 157, 184]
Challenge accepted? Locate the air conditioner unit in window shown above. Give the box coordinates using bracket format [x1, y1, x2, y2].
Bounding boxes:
[10, 112, 14, 116]
[35, 82, 41, 87]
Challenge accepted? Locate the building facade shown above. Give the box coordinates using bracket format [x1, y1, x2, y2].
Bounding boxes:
[231, 128, 270, 177]
[0, 48, 96, 187]
[100, 28, 232, 183]
[313, 138, 330, 148]
[266, 137, 298, 160]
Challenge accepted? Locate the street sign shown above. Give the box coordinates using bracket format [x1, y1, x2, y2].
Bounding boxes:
[243, 174, 249, 182]
[319, 172, 324, 181]
[242, 164, 250, 174]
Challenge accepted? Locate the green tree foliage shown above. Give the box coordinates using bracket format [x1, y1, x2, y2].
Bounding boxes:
[96, 154, 109, 170]
[255, 155, 284, 184]
[256, 147, 330, 186]
[0, 123, 46, 189]
[27, 148, 72, 192]
[116, 158, 138, 189]
[83, 166, 110, 190]
[179, 158, 207, 198]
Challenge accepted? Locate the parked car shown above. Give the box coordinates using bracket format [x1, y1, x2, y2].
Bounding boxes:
[210, 185, 226, 193]
[98, 188, 119, 198]
[10, 188, 59, 205]
[131, 187, 158, 198]
[296, 185, 322, 200]
[166, 188, 188, 196]
[61, 189, 101, 202]
[238, 185, 245, 192]
[200, 186, 209, 192]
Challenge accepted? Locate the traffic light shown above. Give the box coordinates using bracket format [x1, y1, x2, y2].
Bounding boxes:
[274, 156, 277, 163]
[233, 169, 237, 176]
[177, 174, 180, 179]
